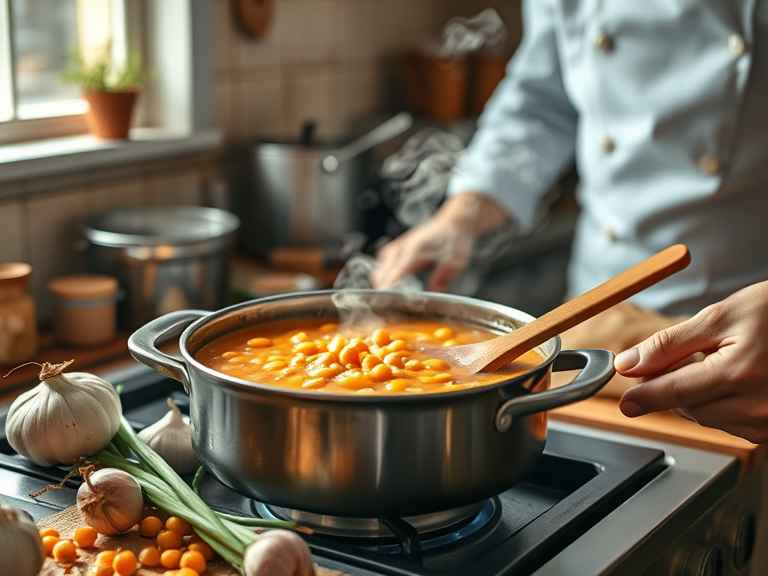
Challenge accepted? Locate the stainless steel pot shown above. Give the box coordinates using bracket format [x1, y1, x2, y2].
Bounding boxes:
[84, 206, 239, 328]
[128, 290, 613, 517]
[240, 114, 412, 250]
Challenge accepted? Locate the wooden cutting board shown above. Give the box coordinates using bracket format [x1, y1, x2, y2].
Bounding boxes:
[38, 506, 344, 575]
[552, 397, 766, 471]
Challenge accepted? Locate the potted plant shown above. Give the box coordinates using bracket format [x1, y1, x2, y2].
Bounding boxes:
[62, 47, 143, 140]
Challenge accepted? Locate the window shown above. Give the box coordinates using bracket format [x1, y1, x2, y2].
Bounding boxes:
[0, 0, 135, 143]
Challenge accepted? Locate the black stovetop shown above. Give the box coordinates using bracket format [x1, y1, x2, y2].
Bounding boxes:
[0, 365, 667, 575]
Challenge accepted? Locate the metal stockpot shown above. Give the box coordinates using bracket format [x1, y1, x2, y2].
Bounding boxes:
[128, 290, 613, 517]
[239, 114, 412, 251]
[84, 206, 239, 328]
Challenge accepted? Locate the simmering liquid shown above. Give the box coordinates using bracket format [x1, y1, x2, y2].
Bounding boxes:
[196, 320, 544, 395]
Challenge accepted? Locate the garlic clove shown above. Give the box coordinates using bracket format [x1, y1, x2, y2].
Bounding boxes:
[138, 398, 199, 475]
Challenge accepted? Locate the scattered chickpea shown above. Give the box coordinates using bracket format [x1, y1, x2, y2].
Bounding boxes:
[42, 534, 59, 556]
[53, 539, 77, 564]
[39, 528, 59, 539]
[139, 545, 162, 567]
[188, 541, 215, 561]
[247, 337, 273, 347]
[371, 328, 390, 346]
[157, 529, 183, 550]
[180, 549, 207, 573]
[113, 550, 139, 576]
[160, 548, 183, 569]
[96, 549, 118, 567]
[74, 525, 98, 549]
[369, 363, 392, 381]
[166, 516, 192, 536]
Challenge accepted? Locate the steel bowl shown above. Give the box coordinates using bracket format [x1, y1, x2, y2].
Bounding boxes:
[128, 290, 613, 517]
[84, 206, 239, 328]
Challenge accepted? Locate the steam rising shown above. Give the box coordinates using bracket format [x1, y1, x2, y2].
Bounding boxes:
[382, 130, 465, 227]
[333, 255, 424, 330]
[440, 9, 506, 57]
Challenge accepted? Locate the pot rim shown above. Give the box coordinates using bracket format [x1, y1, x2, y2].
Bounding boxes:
[177, 289, 562, 403]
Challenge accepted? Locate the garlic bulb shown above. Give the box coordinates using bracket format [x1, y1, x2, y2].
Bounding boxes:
[77, 467, 144, 535]
[0, 505, 45, 576]
[138, 398, 198, 474]
[5, 360, 122, 466]
[244, 530, 316, 576]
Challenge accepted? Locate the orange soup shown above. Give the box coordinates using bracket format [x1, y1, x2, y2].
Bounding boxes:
[196, 320, 544, 395]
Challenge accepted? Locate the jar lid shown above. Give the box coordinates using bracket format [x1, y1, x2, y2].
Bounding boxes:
[49, 275, 118, 299]
[0, 262, 31, 291]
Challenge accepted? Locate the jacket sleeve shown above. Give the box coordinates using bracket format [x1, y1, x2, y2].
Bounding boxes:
[448, 0, 578, 232]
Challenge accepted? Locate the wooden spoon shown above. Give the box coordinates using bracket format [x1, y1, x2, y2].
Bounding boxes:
[433, 244, 691, 375]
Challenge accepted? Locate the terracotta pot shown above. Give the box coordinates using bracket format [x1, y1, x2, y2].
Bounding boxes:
[84, 89, 139, 140]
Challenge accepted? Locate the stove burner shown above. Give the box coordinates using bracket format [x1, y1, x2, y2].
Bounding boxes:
[252, 498, 499, 554]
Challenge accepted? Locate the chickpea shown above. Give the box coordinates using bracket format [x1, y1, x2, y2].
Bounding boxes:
[362, 354, 381, 371]
[433, 327, 455, 340]
[308, 363, 344, 378]
[247, 337, 273, 347]
[371, 328, 390, 346]
[420, 372, 453, 384]
[338, 371, 370, 390]
[312, 352, 337, 366]
[328, 335, 348, 353]
[263, 360, 287, 371]
[385, 379, 415, 392]
[424, 358, 450, 371]
[227, 355, 249, 364]
[369, 363, 392, 381]
[339, 343, 362, 366]
[383, 352, 408, 368]
[294, 341, 318, 355]
[291, 331, 310, 344]
[314, 339, 328, 351]
[405, 359, 423, 371]
[289, 353, 307, 367]
[320, 323, 339, 333]
[443, 339, 459, 347]
[387, 339, 408, 352]
[302, 377, 327, 389]
[222, 351, 240, 358]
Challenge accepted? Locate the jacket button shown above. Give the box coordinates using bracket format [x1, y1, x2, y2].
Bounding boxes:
[595, 31, 615, 53]
[698, 154, 721, 176]
[600, 136, 616, 155]
[603, 225, 619, 242]
[729, 34, 746, 57]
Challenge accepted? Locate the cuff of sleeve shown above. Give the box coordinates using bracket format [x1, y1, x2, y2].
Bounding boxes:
[447, 169, 543, 234]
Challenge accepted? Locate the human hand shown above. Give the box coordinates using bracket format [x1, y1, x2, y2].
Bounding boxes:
[557, 302, 687, 397]
[371, 193, 508, 291]
[615, 280, 768, 443]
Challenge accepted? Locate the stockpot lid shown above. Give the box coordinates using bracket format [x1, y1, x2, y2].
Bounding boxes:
[84, 206, 240, 248]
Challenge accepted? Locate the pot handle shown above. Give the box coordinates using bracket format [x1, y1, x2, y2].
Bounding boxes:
[127, 309, 208, 394]
[495, 349, 614, 432]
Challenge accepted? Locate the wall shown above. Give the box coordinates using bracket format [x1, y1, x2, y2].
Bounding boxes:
[1, 0, 522, 321]
[213, 0, 522, 142]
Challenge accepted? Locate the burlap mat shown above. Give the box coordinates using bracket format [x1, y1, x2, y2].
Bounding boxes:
[37, 506, 343, 575]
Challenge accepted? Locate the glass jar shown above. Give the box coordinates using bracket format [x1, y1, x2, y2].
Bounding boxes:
[0, 263, 38, 365]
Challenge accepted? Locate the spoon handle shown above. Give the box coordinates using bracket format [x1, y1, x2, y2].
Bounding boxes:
[487, 244, 691, 370]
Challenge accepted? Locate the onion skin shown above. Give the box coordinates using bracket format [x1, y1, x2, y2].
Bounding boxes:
[0, 505, 44, 576]
[77, 468, 144, 535]
[244, 530, 316, 576]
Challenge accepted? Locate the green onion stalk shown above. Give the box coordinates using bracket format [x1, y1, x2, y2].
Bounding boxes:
[95, 417, 299, 573]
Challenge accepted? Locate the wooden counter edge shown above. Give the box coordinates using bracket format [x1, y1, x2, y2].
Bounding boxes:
[552, 397, 765, 473]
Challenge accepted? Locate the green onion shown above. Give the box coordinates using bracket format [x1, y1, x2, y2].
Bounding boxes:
[94, 417, 300, 574]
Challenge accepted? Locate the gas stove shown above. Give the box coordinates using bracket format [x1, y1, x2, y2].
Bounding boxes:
[0, 364, 754, 575]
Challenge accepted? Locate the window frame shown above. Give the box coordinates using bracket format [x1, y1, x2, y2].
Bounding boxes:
[0, 0, 142, 145]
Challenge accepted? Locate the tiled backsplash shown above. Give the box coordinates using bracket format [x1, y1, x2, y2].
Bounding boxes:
[3, 0, 521, 323]
[214, 0, 521, 141]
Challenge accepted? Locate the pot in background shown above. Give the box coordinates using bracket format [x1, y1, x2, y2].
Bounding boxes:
[84, 89, 139, 140]
[0, 263, 37, 365]
[128, 290, 614, 517]
[84, 206, 239, 328]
